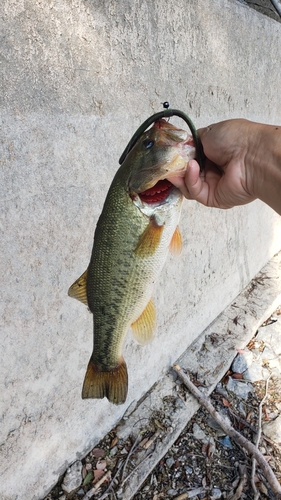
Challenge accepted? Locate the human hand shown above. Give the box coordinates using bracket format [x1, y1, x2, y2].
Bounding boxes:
[170, 119, 258, 209]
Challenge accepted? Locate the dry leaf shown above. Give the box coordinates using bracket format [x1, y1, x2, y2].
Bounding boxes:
[232, 372, 244, 379]
[91, 448, 105, 458]
[207, 442, 215, 458]
[82, 465, 87, 479]
[96, 459, 107, 470]
[247, 340, 256, 350]
[257, 481, 268, 495]
[246, 411, 254, 422]
[93, 469, 105, 482]
[154, 419, 165, 430]
[110, 436, 119, 448]
[202, 443, 208, 454]
[83, 471, 94, 486]
[202, 476, 207, 488]
[222, 397, 231, 407]
[263, 406, 271, 420]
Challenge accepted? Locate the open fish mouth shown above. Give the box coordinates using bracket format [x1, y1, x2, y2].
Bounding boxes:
[138, 179, 174, 204]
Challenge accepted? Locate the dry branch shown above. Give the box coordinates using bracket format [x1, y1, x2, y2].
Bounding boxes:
[173, 364, 281, 499]
[229, 464, 248, 500]
[251, 375, 271, 499]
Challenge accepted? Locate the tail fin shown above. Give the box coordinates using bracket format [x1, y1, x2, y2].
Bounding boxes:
[82, 357, 128, 405]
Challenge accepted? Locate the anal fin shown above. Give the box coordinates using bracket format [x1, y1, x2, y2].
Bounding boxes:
[68, 268, 88, 306]
[169, 226, 182, 255]
[134, 218, 164, 257]
[82, 357, 128, 405]
[131, 299, 156, 345]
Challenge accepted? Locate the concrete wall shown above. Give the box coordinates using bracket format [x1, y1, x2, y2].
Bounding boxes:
[1, 1, 281, 498]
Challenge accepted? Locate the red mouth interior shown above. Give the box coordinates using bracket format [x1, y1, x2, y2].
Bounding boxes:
[139, 179, 173, 204]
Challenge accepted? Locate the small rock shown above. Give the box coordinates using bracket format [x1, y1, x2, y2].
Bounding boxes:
[210, 487, 222, 499]
[226, 377, 253, 399]
[193, 423, 208, 442]
[215, 382, 228, 398]
[244, 363, 270, 382]
[167, 489, 178, 496]
[166, 457, 175, 468]
[262, 415, 281, 443]
[62, 461, 83, 494]
[261, 347, 281, 373]
[231, 350, 253, 373]
[219, 436, 233, 449]
[258, 319, 281, 354]
[193, 423, 216, 450]
[185, 466, 193, 474]
[238, 401, 247, 417]
[207, 413, 231, 436]
[110, 446, 118, 456]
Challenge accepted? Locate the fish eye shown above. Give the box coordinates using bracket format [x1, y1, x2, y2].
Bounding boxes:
[142, 139, 154, 149]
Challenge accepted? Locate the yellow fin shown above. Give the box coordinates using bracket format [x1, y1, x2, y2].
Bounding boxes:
[134, 219, 164, 257]
[68, 269, 88, 306]
[131, 299, 156, 345]
[169, 226, 182, 256]
[82, 357, 128, 405]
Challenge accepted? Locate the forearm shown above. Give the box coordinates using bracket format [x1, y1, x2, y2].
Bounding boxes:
[249, 124, 281, 215]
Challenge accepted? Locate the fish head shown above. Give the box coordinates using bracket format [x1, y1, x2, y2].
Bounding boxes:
[126, 119, 196, 206]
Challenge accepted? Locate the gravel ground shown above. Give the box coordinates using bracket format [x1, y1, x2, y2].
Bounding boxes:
[44, 306, 281, 500]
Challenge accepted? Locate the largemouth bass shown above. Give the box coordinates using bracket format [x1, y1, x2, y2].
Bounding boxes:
[68, 119, 196, 405]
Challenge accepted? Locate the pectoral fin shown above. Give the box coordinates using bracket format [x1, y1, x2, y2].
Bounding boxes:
[169, 226, 182, 256]
[68, 268, 88, 306]
[134, 218, 164, 257]
[131, 299, 156, 345]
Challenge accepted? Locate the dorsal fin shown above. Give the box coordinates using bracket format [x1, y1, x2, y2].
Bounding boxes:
[68, 268, 88, 306]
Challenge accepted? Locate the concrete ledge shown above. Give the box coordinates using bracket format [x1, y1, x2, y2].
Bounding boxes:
[115, 251, 281, 499]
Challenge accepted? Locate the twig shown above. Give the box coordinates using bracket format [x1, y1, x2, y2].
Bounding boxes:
[82, 470, 111, 500]
[142, 429, 161, 449]
[229, 464, 248, 500]
[251, 375, 271, 500]
[269, 0, 281, 16]
[98, 460, 124, 500]
[174, 488, 208, 499]
[173, 365, 281, 499]
[116, 449, 154, 498]
[228, 407, 281, 452]
[121, 434, 142, 481]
